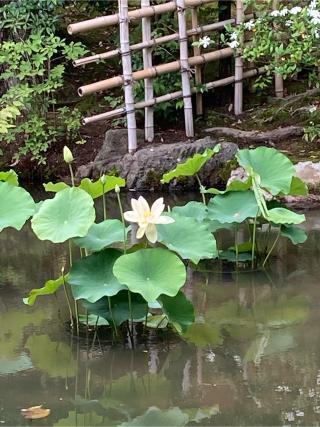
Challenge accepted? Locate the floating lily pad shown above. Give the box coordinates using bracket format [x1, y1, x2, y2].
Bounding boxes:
[31, 187, 95, 243]
[207, 190, 258, 223]
[69, 249, 125, 303]
[73, 220, 128, 251]
[157, 214, 217, 264]
[236, 147, 295, 195]
[0, 182, 35, 232]
[161, 145, 220, 184]
[113, 248, 186, 302]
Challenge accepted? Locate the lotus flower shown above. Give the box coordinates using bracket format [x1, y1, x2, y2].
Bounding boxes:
[124, 196, 174, 243]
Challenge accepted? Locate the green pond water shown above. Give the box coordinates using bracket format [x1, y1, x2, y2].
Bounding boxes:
[1, 197, 320, 426]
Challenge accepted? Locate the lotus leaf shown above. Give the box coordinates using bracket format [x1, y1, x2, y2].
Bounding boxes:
[43, 181, 69, 193]
[31, 187, 95, 243]
[82, 291, 147, 325]
[79, 175, 125, 199]
[23, 275, 66, 306]
[69, 249, 126, 302]
[73, 220, 128, 251]
[236, 147, 295, 195]
[157, 214, 217, 264]
[203, 178, 252, 195]
[113, 248, 186, 302]
[0, 169, 18, 186]
[120, 407, 189, 427]
[286, 176, 308, 196]
[281, 225, 307, 244]
[0, 182, 35, 232]
[161, 145, 220, 184]
[207, 190, 258, 223]
[267, 207, 305, 225]
[171, 201, 207, 222]
[158, 291, 194, 332]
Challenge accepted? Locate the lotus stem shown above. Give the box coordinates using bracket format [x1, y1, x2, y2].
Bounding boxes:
[69, 164, 75, 187]
[116, 191, 127, 254]
[235, 225, 239, 269]
[128, 291, 134, 336]
[68, 239, 79, 336]
[251, 215, 257, 270]
[102, 182, 107, 220]
[108, 296, 118, 336]
[195, 174, 206, 205]
[62, 272, 74, 329]
[262, 227, 281, 268]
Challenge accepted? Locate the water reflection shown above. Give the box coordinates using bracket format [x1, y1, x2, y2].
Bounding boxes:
[1, 210, 320, 425]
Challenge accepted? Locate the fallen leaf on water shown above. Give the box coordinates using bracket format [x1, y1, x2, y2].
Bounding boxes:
[21, 405, 50, 420]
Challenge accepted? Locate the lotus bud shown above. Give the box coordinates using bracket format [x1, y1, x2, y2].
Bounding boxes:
[63, 146, 74, 164]
[100, 174, 106, 185]
[115, 184, 120, 194]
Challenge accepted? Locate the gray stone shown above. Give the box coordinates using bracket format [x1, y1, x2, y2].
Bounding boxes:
[88, 131, 238, 191]
[295, 161, 320, 187]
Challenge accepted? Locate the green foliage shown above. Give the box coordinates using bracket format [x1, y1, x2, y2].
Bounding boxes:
[23, 275, 66, 306]
[0, 1, 88, 164]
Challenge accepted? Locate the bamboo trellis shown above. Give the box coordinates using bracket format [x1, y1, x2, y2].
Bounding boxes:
[69, 0, 264, 153]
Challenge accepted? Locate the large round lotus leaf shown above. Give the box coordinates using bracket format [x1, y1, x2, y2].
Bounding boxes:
[161, 145, 220, 184]
[171, 201, 207, 222]
[69, 249, 126, 302]
[73, 219, 128, 252]
[0, 181, 35, 232]
[157, 214, 217, 264]
[236, 147, 295, 195]
[281, 225, 307, 244]
[31, 187, 95, 243]
[207, 190, 258, 223]
[82, 290, 147, 325]
[113, 248, 186, 302]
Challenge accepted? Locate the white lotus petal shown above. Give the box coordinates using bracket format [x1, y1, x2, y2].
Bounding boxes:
[154, 215, 175, 224]
[137, 196, 150, 214]
[151, 197, 165, 217]
[136, 225, 146, 239]
[145, 223, 157, 243]
[124, 210, 139, 222]
[131, 198, 143, 219]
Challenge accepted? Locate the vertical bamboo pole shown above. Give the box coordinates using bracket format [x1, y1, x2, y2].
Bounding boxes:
[191, 7, 203, 116]
[272, 0, 284, 98]
[177, 0, 194, 138]
[119, 0, 137, 153]
[141, 0, 154, 142]
[234, 0, 244, 115]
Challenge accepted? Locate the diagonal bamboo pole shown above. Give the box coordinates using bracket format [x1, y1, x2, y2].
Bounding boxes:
[177, 0, 194, 138]
[68, 0, 215, 35]
[118, 0, 137, 153]
[141, 0, 154, 142]
[78, 48, 233, 96]
[234, 0, 244, 115]
[82, 67, 266, 124]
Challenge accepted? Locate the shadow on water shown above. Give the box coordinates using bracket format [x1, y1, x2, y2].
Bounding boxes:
[1, 197, 320, 426]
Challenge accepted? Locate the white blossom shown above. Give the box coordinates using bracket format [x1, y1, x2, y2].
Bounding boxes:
[285, 20, 293, 26]
[284, 412, 295, 422]
[230, 32, 238, 41]
[244, 19, 255, 30]
[229, 40, 239, 49]
[295, 410, 304, 417]
[290, 6, 302, 15]
[270, 10, 280, 17]
[199, 36, 211, 49]
[206, 351, 216, 362]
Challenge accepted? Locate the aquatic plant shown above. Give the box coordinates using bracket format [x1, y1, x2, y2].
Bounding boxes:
[0, 144, 309, 342]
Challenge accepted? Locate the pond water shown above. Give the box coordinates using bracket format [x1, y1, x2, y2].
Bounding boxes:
[1, 197, 320, 426]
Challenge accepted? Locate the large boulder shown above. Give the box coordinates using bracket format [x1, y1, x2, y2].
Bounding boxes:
[77, 129, 238, 191]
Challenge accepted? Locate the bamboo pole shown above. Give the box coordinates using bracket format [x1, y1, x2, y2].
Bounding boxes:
[83, 67, 266, 124]
[74, 18, 240, 67]
[78, 48, 233, 96]
[118, 0, 137, 153]
[191, 7, 203, 115]
[272, 0, 284, 98]
[177, 0, 194, 138]
[234, 0, 244, 115]
[141, 0, 154, 142]
[68, 0, 215, 35]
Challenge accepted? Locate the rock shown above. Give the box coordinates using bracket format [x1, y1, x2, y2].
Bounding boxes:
[89, 131, 238, 191]
[295, 161, 320, 187]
